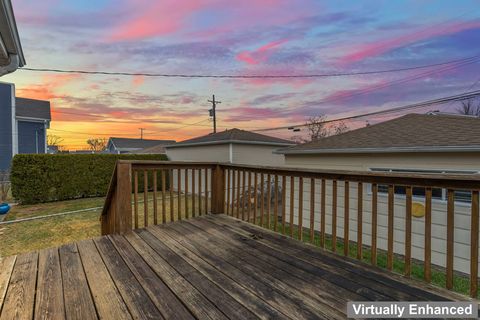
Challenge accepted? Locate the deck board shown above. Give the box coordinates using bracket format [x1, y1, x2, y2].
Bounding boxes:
[0, 214, 470, 320]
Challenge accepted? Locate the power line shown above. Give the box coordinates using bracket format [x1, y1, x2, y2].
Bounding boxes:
[17, 54, 480, 79]
[252, 89, 480, 132]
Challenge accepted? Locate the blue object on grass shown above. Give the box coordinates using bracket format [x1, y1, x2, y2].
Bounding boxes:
[0, 203, 10, 215]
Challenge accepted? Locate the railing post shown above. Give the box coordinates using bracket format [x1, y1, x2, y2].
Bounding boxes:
[211, 165, 225, 214]
[115, 162, 132, 234]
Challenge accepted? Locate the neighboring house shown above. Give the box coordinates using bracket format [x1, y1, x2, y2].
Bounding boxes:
[166, 128, 295, 198]
[277, 113, 480, 274]
[0, 0, 25, 76]
[137, 144, 168, 154]
[47, 145, 59, 154]
[0, 82, 51, 170]
[166, 128, 294, 165]
[106, 137, 176, 154]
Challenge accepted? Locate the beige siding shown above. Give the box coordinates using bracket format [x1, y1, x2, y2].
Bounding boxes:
[283, 152, 480, 274]
[166, 144, 230, 162]
[232, 144, 286, 166]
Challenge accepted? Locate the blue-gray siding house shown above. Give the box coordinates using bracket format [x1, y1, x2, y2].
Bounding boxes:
[0, 82, 51, 170]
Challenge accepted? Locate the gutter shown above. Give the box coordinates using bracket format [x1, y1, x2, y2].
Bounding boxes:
[276, 145, 480, 155]
[0, 53, 19, 76]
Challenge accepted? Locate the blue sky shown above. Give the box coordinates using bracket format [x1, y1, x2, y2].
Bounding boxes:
[4, 0, 480, 148]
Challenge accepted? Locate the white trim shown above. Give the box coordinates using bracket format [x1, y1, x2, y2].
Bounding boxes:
[278, 145, 480, 154]
[15, 116, 50, 122]
[10, 83, 17, 156]
[229, 143, 233, 163]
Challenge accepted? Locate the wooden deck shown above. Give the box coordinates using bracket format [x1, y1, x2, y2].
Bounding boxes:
[0, 214, 466, 320]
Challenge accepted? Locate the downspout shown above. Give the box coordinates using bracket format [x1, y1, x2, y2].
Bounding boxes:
[0, 54, 19, 76]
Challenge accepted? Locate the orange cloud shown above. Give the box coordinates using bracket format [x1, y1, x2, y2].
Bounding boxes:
[132, 75, 145, 87]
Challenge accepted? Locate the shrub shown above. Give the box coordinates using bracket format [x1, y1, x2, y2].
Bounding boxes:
[11, 154, 168, 204]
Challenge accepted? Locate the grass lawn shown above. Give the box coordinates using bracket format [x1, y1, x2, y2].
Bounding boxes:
[246, 213, 473, 297]
[0, 193, 202, 257]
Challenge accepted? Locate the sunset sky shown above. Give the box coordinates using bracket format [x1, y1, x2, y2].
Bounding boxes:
[3, 0, 480, 149]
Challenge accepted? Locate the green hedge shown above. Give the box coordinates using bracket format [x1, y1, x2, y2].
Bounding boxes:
[11, 154, 168, 204]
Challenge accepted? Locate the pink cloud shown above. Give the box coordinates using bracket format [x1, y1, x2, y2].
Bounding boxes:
[340, 20, 480, 64]
[236, 39, 288, 65]
[109, 0, 206, 41]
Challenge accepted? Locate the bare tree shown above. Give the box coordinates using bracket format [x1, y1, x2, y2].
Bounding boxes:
[290, 135, 305, 144]
[457, 98, 480, 116]
[305, 115, 328, 142]
[47, 134, 64, 147]
[86, 138, 107, 152]
[332, 121, 349, 135]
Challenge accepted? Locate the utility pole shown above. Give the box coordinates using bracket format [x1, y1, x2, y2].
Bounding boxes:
[139, 128, 146, 139]
[208, 94, 221, 133]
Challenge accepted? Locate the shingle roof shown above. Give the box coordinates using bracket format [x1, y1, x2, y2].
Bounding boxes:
[110, 138, 176, 150]
[279, 113, 480, 154]
[15, 97, 51, 120]
[166, 128, 295, 148]
[136, 144, 168, 154]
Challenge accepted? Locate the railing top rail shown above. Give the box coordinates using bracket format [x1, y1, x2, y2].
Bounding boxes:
[221, 163, 480, 190]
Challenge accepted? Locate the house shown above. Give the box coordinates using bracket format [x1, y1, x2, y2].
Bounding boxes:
[165, 128, 294, 166]
[0, 82, 51, 170]
[0, 0, 25, 76]
[277, 112, 480, 274]
[106, 137, 176, 154]
[137, 144, 169, 154]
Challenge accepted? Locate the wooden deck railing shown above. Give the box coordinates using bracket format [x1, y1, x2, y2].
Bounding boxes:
[101, 160, 480, 298]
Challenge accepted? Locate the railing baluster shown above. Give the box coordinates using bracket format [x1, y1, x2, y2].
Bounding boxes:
[289, 176, 294, 238]
[198, 169, 202, 217]
[236, 170, 241, 218]
[470, 190, 479, 298]
[134, 170, 139, 229]
[274, 175, 278, 231]
[387, 184, 394, 271]
[446, 189, 454, 290]
[143, 170, 148, 227]
[192, 168, 196, 217]
[231, 170, 236, 217]
[282, 175, 286, 235]
[226, 169, 230, 216]
[169, 169, 174, 221]
[310, 178, 315, 244]
[185, 169, 189, 219]
[405, 186, 412, 277]
[153, 170, 158, 225]
[204, 168, 208, 214]
[357, 182, 363, 260]
[161, 170, 166, 224]
[177, 169, 182, 220]
[267, 174, 271, 228]
[242, 170, 246, 220]
[298, 177, 303, 241]
[254, 173, 258, 224]
[371, 183, 378, 266]
[332, 180, 337, 252]
[260, 173, 265, 225]
[248, 171, 252, 222]
[320, 179, 326, 248]
[424, 187, 432, 282]
[344, 181, 349, 256]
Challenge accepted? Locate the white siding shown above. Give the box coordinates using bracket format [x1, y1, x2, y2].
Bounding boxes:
[232, 144, 286, 166]
[283, 152, 480, 274]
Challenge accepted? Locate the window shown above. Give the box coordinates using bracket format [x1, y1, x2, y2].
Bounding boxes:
[370, 168, 478, 203]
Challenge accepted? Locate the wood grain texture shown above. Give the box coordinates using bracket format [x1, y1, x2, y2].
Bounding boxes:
[0, 256, 15, 312]
[371, 183, 378, 266]
[357, 182, 363, 260]
[0, 253, 37, 320]
[343, 181, 349, 256]
[35, 248, 65, 320]
[331, 180, 337, 252]
[77, 240, 131, 320]
[59, 244, 98, 320]
[470, 190, 479, 298]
